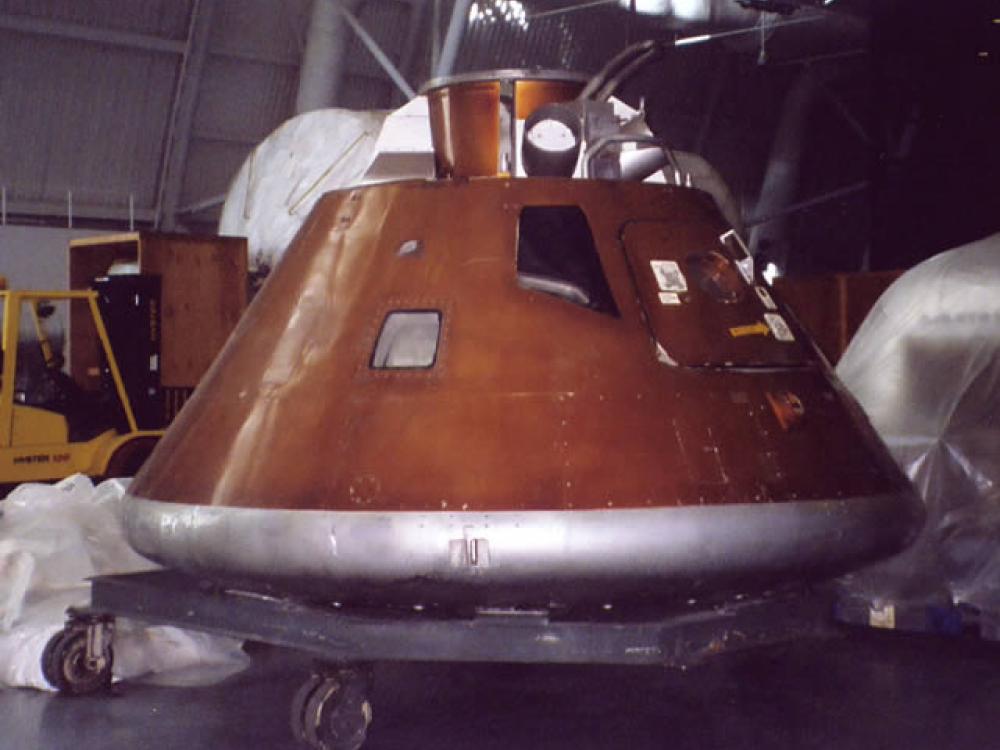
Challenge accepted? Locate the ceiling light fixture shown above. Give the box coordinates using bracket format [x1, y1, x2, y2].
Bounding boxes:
[468, 0, 529, 30]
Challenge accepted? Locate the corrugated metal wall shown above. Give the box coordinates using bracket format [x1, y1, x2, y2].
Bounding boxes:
[0, 0, 429, 229]
[0, 0, 192, 220]
[0, 0, 912, 278]
[178, 0, 306, 217]
[2, 0, 190, 39]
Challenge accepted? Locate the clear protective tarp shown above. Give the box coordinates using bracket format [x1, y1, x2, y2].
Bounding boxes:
[0, 475, 248, 691]
[836, 232, 1000, 615]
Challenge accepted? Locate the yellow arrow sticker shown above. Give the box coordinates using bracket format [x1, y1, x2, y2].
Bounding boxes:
[728, 321, 770, 338]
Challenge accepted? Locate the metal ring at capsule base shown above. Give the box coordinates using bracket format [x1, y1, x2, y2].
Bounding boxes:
[123, 492, 920, 599]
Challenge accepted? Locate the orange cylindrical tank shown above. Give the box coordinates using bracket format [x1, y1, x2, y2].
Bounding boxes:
[425, 70, 586, 178]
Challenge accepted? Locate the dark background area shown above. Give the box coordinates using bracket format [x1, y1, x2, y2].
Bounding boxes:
[869, 0, 1000, 270]
[2, 0, 996, 276]
[591, 0, 1000, 276]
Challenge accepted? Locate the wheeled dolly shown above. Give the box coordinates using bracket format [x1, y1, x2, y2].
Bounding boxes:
[41, 610, 115, 696]
[44, 571, 834, 750]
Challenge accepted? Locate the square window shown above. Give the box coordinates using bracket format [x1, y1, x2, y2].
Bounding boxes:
[516, 206, 619, 316]
[370, 311, 442, 369]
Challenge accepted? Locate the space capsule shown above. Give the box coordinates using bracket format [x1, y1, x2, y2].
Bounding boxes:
[122, 61, 922, 609]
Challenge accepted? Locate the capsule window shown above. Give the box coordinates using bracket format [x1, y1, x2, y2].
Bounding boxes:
[516, 206, 619, 317]
[370, 311, 441, 369]
[685, 249, 747, 304]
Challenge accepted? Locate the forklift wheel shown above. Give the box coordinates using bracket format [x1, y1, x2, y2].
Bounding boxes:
[41, 627, 113, 696]
[104, 438, 158, 479]
[291, 667, 372, 750]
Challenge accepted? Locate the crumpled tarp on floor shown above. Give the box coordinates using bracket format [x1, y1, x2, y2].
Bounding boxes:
[0, 474, 249, 691]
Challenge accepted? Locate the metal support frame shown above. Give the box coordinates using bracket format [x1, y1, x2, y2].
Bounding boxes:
[431, 0, 442, 74]
[155, 0, 218, 230]
[435, 0, 472, 79]
[176, 194, 228, 216]
[529, 0, 617, 20]
[211, 47, 301, 67]
[745, 181, 868, 228]
[694, 52, 728, 154]
[393, 0, 430, 106]
[817, 79, 874, 147]
[190, 129, 265, 147]
[0, 12, 185, 54]
[3, 199, 155, 224]
[339, 6, 416, 100]
[87, 570, 834, 668]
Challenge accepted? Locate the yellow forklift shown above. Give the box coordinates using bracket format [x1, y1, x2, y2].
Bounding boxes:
[0, 285, 164, 486]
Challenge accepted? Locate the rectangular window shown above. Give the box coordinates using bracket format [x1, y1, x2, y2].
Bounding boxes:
[516, 206, 619, 317]
[370, 310, 442, 369]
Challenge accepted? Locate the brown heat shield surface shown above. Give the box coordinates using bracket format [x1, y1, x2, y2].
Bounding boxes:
[131, 178, 907, 513]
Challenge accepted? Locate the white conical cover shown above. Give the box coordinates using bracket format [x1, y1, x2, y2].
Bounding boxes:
[219, 108, 386, 272]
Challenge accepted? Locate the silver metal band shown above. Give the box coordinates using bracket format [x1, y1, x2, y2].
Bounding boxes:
[123, 492, 921, 604]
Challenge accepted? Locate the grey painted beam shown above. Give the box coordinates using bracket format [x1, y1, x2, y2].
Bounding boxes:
[191, 129, 264, 147]
[339, 6, 416, 100]
[694, 52, 728, 154]
[745, 181, 869, 229]
[395, 0, 430, 106]
[431, 0, 442, 75]
[155, 0, 218, 230]
[210, 47, 301, 68]
[817, 79, 875, 147]
[176, 194, 227, 216]
[434, 0, 471, 79]
[0, 12, 185, 54]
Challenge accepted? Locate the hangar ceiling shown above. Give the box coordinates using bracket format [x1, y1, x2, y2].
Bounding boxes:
[0, 0, 996, 274]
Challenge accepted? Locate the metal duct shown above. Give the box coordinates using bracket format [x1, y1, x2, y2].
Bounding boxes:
[295, 0, 361, 114]
[435, 0, 473, 78]
[748, 67, 821, 268]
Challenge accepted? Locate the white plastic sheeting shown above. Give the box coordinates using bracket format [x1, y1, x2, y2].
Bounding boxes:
[836, 232, 1000, 614]
[0, 475, 248, 691]
[219, 108, 386, 272]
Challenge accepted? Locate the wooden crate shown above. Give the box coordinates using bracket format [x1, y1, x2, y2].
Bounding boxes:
[69, 232, 247, 392]
[772, 271, 902, 364]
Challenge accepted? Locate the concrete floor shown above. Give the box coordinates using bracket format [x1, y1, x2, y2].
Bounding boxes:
[1, 628, 998, 750]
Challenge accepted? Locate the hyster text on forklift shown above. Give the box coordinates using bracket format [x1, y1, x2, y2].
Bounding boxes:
[0, 280, 164, 488]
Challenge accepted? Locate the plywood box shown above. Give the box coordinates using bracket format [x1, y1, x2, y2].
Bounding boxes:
[772, 271, 902, 364]
[69, 232, 247, 390]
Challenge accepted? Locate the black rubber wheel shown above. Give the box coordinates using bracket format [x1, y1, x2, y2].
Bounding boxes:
[291, 673, 325, 744]
[40, 629, 71, 690]
[44, 628, 113, 696]
[293, 668, 372, 750]
[103, 437, 159, 479]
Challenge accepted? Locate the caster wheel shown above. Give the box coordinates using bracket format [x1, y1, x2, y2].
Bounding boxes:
[41, 627, 113, 696]
[40, 628, 71, 689]
[291, 674, 326, 744]
[292, 667, 372, 750]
